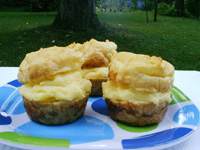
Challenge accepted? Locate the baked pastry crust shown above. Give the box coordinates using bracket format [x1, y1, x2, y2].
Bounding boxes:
[65, 39, 117, 68]
[89, 78, 107, 97]
[103, 52, 175, 126]
[18, 46, 91, 125]
[18, 46, 84, 83]
[66, 42, 82, 51]
[105, 98, 170, 126]
[109, 52, 174, 92]
[74, 39, 117, 96]
[81, 39, 117, 68]
[23, 93, 89, 125]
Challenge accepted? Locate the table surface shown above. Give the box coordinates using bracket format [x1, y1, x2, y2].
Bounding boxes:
[0, 67, 200, 150]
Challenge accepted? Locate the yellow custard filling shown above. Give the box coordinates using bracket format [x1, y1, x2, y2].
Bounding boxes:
[80, 67, 108, 79]
[19, 71, 91, 101]
[102, 80, 172, 104]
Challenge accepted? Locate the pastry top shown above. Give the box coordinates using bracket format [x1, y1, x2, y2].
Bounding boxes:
[18, 46, 84, 83]
[69, 39, 117, 68]
[66, 42, 82, 51]
[109, 52, 175, 92]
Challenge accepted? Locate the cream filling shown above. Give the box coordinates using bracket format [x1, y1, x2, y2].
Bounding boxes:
[19, 71, 91, 101]
[80, 67, 108, 79]
[102, 80, 172, 104]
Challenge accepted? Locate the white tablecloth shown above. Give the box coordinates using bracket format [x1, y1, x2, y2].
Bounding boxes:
[0, 67, 200, 150]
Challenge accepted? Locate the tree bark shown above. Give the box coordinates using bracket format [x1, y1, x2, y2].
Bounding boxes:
[154, 0, 158, 22]
[52, 0, 101, 31]
[175, 0, 184, 11]
[145, 0, 148, 23]
[194, 0, 200, 17]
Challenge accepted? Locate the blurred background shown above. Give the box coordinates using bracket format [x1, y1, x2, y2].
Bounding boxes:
[0, 0, 199, 70]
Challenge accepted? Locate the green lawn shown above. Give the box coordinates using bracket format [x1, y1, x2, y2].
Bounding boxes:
[0, 11, 200, 70]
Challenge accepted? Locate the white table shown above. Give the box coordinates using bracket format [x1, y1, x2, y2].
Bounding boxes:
[0, 67, 200, 150]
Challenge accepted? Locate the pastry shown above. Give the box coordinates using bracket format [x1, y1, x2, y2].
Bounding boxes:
[80, 67, 108, 96]
[67, 39, 117, 96]
[102, 52, 174, 126]
[80, 39, 117, 68]
[18, 46, 91, 125]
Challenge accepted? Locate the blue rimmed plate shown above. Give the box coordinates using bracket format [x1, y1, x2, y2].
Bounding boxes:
[0, 79, 199, 150]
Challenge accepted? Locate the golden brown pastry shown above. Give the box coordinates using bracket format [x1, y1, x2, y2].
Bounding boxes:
[66, 39, 117, 68]
[80, 39, 117, 68]
[18, 46, 91, 125]
[67, 39, 117, 96]
[108, 52, 174, 92]
[18, 46, 84, 83]
[103, 52, 174, 126]
[81, 39, 117, 96]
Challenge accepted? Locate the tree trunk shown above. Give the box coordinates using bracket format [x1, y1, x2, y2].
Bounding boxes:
[52, 0, 101, 31]
[154, 0, 158, 22]
[195, 0, 200, 17]
[145, 0, 148, 23]
[175, 0, 184, 11]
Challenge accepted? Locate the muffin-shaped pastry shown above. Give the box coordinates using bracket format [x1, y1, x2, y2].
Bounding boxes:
[102, 52, 174, 126]
[18, 46, 91, 125]
[68, 39, 117, 96]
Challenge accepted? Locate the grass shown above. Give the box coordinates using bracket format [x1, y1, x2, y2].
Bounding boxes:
[0, 10, 200, 70]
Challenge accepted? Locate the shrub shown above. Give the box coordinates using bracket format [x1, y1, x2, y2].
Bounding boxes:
[158, 2, 170, 16]
[0, 0, 57, 12]
[158, 2, 190, 17]
[185, 0, 200, 17]
[28, 0, 57, 12]
[129, 0, 138, 11]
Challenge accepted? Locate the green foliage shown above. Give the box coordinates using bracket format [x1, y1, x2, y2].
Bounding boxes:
[158, 2, 171, 16]
[157, 0, 200, 18]
[27, 0, 57, 12]
[95, 0, 103, 8]
[185, 0, 200, 17]
[167, 7, 190, 17]
[129, 0, 138, 11]
[0, 0, 57, 11]
[142, 0, 154, 11]
[157, 2, 190, 17]
[28, 0, 42, 11]
[158, 0, 173, 5]
[0, 0, 26, 7]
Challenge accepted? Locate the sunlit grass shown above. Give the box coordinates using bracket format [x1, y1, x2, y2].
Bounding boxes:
[98, 11, 200, 70]
[0, 10, 199, 70]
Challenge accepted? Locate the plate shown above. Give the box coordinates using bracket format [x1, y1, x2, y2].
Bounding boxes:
[0, 79, 199, 150]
